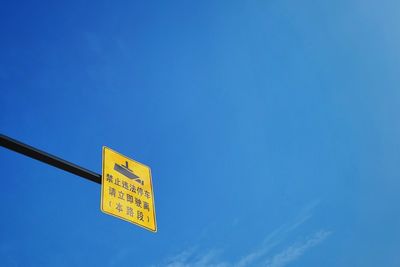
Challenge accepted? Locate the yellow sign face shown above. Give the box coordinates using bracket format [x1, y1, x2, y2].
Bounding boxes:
[101, 147, 157, 232]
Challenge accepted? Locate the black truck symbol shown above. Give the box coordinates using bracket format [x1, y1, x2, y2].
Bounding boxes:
[114, 161, 144, 185]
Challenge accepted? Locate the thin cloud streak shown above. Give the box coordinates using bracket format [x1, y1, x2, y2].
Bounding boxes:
[162, 249, 229, 267]
[264, 230, 331, 267]
[235, 200, 319, 267]
[154, 201, 331, 267]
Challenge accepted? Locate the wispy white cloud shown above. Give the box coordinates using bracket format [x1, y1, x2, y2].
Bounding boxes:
[153, 200, 331, 267]
[161, 249, 229, 267]
[263, 230, 331, 267]
[235, 199, 319, 267]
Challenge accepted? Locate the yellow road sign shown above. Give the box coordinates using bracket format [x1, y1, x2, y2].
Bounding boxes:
[101, 147, 157, 232]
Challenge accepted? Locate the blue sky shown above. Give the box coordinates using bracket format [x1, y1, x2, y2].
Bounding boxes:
[1, 0, 400, 266]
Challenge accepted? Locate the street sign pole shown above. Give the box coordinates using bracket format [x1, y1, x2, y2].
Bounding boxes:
[1, 133, 157, 231]
[0, 134, 101, 184]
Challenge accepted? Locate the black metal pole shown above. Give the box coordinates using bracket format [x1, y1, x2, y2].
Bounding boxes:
[0, 134, 101, 184]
